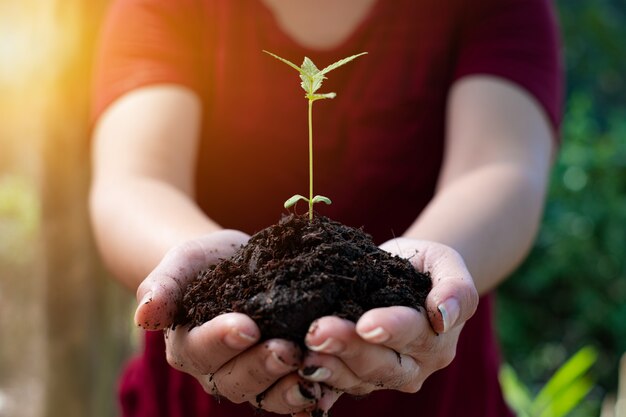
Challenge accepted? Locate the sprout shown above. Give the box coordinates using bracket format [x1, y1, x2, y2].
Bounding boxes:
[264, 50, 367, 220]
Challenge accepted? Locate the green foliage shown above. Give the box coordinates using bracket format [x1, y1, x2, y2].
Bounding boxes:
[264, 51, 366, 219]
[500, 346, 598, 417]
[497, 1, 626, 415]
[0, 174, 40, 264]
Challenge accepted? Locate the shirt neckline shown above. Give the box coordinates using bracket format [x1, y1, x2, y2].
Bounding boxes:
[255, 0, 384, 58]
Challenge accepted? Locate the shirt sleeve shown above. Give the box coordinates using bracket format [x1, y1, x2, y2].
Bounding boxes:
[453, 0, 564, 131]
[91, 0, 203, 122]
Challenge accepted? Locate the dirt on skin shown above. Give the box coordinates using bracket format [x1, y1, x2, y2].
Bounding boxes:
[174, 214, 432, 345]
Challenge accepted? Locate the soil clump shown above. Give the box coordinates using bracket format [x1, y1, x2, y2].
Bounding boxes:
[174, 214, 431, 345]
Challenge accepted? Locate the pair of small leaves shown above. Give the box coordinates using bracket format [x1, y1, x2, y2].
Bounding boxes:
[263, 50, 367, 101]
[284, 194, 332, 210]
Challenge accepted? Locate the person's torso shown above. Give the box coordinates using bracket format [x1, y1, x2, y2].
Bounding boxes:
[194, 0, 459, 242]
[120, 2, 514, 417]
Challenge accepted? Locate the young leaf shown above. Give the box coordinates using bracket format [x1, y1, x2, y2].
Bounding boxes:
[301, 57, 320, 77]
[284, 194, 308, 209]
[300, 74, 326, 96]
[310, 93, 337, 101]
[263, 50, 303, 73]
[311, 195, 332, 205]
[320, 52, 368, 75]
[299, 58, 325, 94]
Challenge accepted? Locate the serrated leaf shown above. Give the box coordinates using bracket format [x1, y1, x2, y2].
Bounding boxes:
[311, 195, 332, 205]
[300, 73, 325, 95]
[311, 74, 326, 94]
[301, 57, 320, 76]
[263, 50, 303, 73]
[301, 76, 327, 95]
[320, 52, 368, 75]
[284, 194, 309, 209]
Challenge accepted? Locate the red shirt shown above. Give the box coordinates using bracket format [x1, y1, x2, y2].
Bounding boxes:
[93, 0, 562, 416]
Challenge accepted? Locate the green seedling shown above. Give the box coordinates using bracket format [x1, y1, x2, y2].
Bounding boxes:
[264, 50, 367, 220]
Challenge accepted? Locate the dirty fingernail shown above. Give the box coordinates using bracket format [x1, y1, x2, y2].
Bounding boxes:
[266, 351, 297, 374]
[438, 298, 460, 333]
[306, 338, 344, 354]
[285, 382, 318, 406]
[360, 326, 390, 343]
[299, 366, 332, 382]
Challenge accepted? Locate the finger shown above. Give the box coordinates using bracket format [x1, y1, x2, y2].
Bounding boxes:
[165, 312, 260, 375]
[135, 231, 249, 329]
[420, 244, 479, 334]
[358, 306, 458, 377]
[299, 352, 369, 395]
[381, 239, 479, 334]
[257, 374, 321, 415]
[285, 383, 343, 417]
[355, 306, 436, 354]
[209, 339, 302, 405]
[305, 317, 420, 392]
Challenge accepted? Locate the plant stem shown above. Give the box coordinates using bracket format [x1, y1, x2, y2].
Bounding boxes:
[308, 98, 314, 220]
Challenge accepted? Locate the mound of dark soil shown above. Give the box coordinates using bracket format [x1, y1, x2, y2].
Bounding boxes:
[174, 214, 431, 345]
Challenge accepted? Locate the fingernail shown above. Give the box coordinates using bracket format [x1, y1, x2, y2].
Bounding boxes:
[224, 328, 258, 350]
[438, 298, 460, 333]
[134, 291, 153, 326]
[285, 382, 318, 406]
[138, 291, 153, 306]
[360, 326, 390, 343]
[299, 366, 332, 382]
[306, 338, 344, 354]
[266, 351, 297, 374]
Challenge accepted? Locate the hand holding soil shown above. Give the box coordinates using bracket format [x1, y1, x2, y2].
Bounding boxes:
[132, 223, 478, 416]
[133, 229, 251, 331]
[295, 239, 479, 403]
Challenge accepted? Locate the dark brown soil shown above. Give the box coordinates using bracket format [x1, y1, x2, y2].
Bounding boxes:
[174, 214, 431, 345]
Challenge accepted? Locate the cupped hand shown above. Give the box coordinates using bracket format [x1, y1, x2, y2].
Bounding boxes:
[298, 238, 479, 405]
[134, 229, 251, 330]
[134, 230, 329, 415]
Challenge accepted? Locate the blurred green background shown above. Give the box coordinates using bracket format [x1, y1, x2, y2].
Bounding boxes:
[496, 0, 626, 415]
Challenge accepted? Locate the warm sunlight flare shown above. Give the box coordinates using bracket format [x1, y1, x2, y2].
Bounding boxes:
[1, 3, 113, 417]
[0, 2, 80, 83]
[0, 2, 82, 138]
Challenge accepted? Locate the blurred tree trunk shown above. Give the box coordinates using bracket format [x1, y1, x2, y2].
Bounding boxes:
[39, 2, 134, 417]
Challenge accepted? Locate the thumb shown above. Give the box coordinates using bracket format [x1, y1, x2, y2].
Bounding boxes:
[135, 230, 249, 330]
[422, 244, 479, 334]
